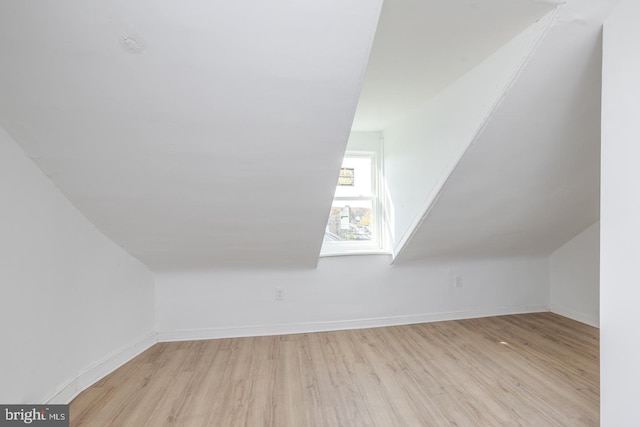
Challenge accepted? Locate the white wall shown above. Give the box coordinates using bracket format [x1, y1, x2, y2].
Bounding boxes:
[0, 126, 155, 404]
[550, 221, 599, 327]
[346, 131, 382, 152]
[156, 255, 549, 340]
[383, 12, 555, 254]
[601, 0, 640, 424]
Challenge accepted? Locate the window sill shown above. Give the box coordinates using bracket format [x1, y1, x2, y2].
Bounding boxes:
[319, 248, 392, 258]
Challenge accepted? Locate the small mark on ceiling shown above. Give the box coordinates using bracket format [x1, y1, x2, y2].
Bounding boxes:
[120, 33, 145, 54]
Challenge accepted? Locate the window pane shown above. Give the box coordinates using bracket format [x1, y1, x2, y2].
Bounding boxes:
[334, 157, 372, 198]
[324, 200, 373, 242]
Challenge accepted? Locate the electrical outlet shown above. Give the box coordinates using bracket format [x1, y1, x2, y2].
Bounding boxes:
[275, 287, 285, 301]
[454, 276, 463, 288]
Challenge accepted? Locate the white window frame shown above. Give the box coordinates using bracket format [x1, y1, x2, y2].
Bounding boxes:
[321, 150, 389, 256]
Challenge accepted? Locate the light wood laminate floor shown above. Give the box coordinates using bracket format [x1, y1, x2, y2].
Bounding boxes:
[70, 313, 599, 426]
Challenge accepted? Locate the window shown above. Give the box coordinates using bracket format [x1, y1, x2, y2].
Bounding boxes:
[321, 151, 388, 255]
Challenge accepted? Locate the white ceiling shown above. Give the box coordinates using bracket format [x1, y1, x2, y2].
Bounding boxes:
[395, 0, 618, 263]
[0, 0, 382, 270]
[352, 0, 557, 131]
[0, 0, 615, 270]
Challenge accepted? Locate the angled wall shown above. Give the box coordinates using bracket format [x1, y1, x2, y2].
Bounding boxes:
[383, 11, 555, 255]
[601, 0, 640, 424]
[0, 126, 155, 404]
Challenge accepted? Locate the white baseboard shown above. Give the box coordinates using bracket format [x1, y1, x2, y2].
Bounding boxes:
[550, 304, 599, 328]
[43, 306, 554, 403]
[157, 305, 550, 342]
[46, 332, 158, 404]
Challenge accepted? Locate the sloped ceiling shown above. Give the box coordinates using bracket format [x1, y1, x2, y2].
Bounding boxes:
[395, 0, 618, 263]
[0, 0, 612, 270]
[353, 0, 556, 131]
[0, 0, 382, 270]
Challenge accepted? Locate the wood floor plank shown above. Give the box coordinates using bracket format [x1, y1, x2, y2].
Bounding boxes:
[70, 313, 599, 426]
